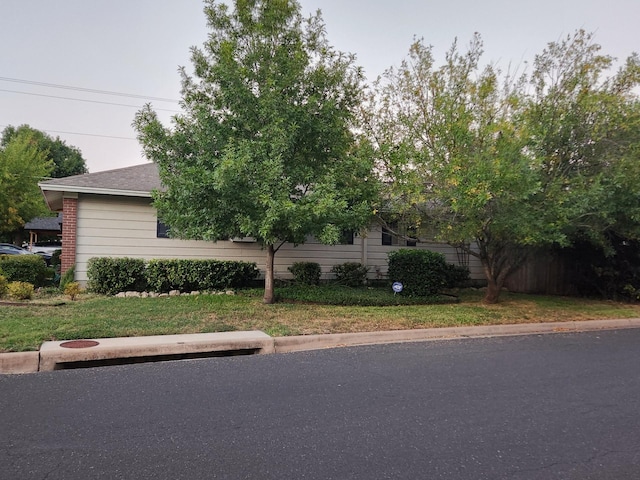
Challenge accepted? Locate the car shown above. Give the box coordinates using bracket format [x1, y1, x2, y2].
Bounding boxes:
[0, 243, 52, 265]
[0, 243, 33, 256]
[29, 241, 62, 256]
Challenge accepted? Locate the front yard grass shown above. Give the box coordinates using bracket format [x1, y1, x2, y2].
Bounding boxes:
[2, 287, 640, 352]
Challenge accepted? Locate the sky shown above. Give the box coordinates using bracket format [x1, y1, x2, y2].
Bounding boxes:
[1, 0, 639, 173]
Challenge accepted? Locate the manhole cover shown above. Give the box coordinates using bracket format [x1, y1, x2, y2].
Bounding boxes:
[60, 340, 100, 349]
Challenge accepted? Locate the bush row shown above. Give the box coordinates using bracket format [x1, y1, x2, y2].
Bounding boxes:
[388, 249, 470, 296]
[87, 257, 259, 296]
[0, 255, 49, 286]
[289, 250, 470, 296]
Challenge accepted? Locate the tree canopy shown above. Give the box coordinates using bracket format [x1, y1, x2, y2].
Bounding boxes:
[363, 30, 640, 303]
[0, 130, 53, 237]
[1, 125, 88, 178]
[134, 0, 377, 303]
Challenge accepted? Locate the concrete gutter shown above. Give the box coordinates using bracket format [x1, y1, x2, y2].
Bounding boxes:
[2, 318, 640, 374]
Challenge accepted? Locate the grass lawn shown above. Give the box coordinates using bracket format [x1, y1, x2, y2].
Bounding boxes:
[2, 287, 640, 352]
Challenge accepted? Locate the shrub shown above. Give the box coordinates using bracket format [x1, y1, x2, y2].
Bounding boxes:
[387, 249, 467, 296]
[50, 250, 61, 267]
[332, 262, 369, 287]
[444, 263, 471, 289]
[59, 265, 75, 290]
[0, 274, 7, 298]
[64, 282, 82, 300]
[87, 257, 147, 295]
[7, 281, 34, 300]
[145, 259, 259, 293]
[0, 254, 47, 286]
[288, 262, 321, 285]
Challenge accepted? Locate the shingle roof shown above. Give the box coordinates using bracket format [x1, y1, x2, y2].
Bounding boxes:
[38, 163, 163, 211]
[24, 213, 63, 231]
[39, 162, 162, 193]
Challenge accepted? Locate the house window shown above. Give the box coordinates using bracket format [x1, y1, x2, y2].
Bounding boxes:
[340, 230, 355, 245]
[382, 222, 417, 247]
[157, 220, 170, 238]
[382, 226, 396, 246]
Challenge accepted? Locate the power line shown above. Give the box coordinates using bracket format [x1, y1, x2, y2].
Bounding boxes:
[0, 124, 136, 141]
[0, 76, 180, 103]
[0, 88, 181, 113]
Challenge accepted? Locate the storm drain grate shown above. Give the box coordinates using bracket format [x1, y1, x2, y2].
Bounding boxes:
[60, 340, 100, 349]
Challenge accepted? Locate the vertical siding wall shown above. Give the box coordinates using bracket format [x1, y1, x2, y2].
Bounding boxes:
[73, 194, 484, 284]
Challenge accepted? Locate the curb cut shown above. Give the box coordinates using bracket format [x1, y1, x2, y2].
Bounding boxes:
[2, 318, 640, 374]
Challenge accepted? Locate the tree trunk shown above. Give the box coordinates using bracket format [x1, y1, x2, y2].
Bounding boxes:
[481, 255, 510, 304]
[484, 277, 503, 304]
[263, 244, 276, 304]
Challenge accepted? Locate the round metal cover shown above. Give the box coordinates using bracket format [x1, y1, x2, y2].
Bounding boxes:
[60, 340, 100, 349]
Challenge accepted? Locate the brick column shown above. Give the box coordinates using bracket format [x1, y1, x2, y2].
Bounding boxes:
[61, 196, 78, 275]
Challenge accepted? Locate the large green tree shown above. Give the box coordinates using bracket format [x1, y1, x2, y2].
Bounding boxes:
[1, 125, 88, 178]
[363, 31, 640, 303]
[0, 130, 53, 237]
[134, 0, 376, 303]
[363, 35, 553, 303]
[524, 30, 640, 252]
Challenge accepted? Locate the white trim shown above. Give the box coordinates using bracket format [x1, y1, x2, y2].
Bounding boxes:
[38, 183, 153, 198]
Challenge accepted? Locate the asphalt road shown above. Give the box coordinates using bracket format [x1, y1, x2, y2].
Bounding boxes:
[1, 329, 640, 479]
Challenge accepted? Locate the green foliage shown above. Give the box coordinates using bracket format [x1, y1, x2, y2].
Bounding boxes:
[0, 254, 47, 286]
[388, 250, 461, 297]
[364, 30, 640, 303]
[50, 250, 61, 267]
[275, 285, 453, 306]
[0, 274, 7, 297]
[59, 265, 75, 290]
[87, 257, 148, 295]
[1, 124, 88, 178]
[64, 282, 82, 301]
[7, 281, 34, 300]
[133, 0, 377, 303]
[288, 262, 322, 286]
[444, 263, 472, 289]
[145, 259, 259, 293]
[0, 130, 53, 235]
[331, 262, 369, 287]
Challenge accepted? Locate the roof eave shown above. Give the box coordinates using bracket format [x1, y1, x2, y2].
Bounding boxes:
[38, 183, 153, 211]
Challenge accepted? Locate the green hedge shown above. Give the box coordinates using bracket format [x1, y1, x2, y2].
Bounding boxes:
[86, 257, 259, 295]
[146, 259, 259, 292]
[332, 262, 369, 287]
[288, 262, 321, 285]
[0, 255, 47, 286]
[387, 249, 470, 296]
[87, 257, 148, 295]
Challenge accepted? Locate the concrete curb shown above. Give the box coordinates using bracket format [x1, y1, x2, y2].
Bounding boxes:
[273, 318, 640, 353]
[0, 351, 40, 374]
[2, 318, 640, 374]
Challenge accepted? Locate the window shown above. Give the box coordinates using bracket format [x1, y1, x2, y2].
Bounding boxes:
[382, 222, 417, 247]
[157, 221, 170, 238]
[339, 230, 355, 245]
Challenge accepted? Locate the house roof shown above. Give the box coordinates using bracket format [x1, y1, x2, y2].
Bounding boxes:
[24, 213, 63, 232]
[39, 163, 162, 210]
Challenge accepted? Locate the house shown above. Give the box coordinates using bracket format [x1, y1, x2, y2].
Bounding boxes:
[23, 213, 62, 247]
[38, 163, 484, 286]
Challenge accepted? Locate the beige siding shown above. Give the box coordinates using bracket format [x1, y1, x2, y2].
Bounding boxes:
[73, 194, 485, 284]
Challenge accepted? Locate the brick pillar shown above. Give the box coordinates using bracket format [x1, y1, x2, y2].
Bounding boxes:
[61, 197, 78, 275]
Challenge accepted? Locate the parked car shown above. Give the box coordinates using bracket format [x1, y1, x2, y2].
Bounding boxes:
[1, 243, 52, 265]
[29, 241, 62, 256]
[0, 243, 33, 255]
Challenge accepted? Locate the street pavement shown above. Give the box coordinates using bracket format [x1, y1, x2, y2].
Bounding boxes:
[1, 328, 640, 479]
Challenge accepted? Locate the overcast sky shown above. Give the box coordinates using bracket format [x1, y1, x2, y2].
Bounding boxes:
[1, 0, 638, 173]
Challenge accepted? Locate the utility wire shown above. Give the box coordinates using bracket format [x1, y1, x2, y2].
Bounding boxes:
[0, 124, 136, 141]
[0, 76, 180, 103]
[0, 88, 181, 113]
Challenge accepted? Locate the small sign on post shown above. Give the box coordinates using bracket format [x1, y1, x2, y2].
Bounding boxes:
[392, 282, 403, 295]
